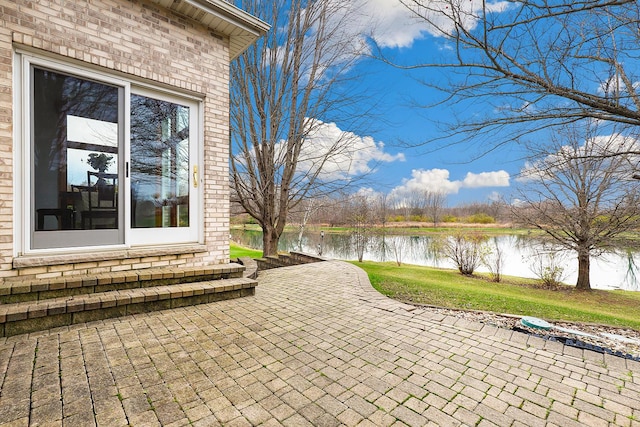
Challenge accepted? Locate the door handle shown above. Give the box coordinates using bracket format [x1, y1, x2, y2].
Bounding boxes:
[193, 165, 198, 188]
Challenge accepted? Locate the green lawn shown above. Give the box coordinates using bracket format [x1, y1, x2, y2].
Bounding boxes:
[354, 261, 640, 331]
[230, 242, 263, 259]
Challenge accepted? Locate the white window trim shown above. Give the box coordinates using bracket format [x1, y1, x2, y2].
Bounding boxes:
[14, 51, 204, 256]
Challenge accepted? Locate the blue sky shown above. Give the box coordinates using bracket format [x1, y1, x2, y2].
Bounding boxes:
[303, 0, 521, 206]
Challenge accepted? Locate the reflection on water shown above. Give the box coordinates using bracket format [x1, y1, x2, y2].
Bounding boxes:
[230, 229, 640, 291]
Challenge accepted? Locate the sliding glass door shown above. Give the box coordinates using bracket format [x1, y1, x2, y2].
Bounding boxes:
[25, 58, 200, 251]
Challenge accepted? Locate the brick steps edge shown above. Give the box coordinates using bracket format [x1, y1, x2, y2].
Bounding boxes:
[0, 277, 257, 337]
[0, 263, 246, 303]
[255, 252, 325, 270]
[237, 257, 258, 279]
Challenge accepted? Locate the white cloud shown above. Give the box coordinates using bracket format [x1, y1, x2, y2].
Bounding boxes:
[517, 132, 640, 182]
[294, 119, 405, 180]
[463, 171, 510, 188]
[395, 168, 462, 194]
[269, 0, 512, 86]
[487, 191, 503, 202]
[510, 198, 526, 207]
[355, 187, 383, 201]
[349, 0, 512, 49]
[597, 74, 640, 97]
[390, 168, 510, 200]
[357, 0, 431, 49]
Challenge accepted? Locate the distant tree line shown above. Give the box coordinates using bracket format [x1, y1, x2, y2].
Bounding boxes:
[231, 191, 512, 227]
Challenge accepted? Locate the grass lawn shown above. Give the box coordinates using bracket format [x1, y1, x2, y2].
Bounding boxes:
[230, 242, 263, 259]
[354, 261, 640, 331]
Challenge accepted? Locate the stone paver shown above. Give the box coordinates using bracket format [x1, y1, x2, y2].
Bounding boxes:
[0, 261, 639, 426]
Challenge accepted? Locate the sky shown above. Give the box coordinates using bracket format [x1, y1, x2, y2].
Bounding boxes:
[297, 0, 522, 206]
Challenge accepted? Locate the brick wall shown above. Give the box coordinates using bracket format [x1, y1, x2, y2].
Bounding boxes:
[0, 0, 232, 278]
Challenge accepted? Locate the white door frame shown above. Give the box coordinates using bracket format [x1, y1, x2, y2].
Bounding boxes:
[15, 51, 203, 255]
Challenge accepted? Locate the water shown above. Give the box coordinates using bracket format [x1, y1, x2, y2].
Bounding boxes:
[231, 229, 640, 291]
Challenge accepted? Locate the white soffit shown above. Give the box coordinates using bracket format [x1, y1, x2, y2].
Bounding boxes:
[147, 0, 269, 59]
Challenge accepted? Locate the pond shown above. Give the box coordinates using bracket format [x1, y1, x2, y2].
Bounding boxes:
[231, 229, 640, 292]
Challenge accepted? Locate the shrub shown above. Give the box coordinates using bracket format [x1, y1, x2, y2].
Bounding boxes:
[442, 215, 458, 223]
[466, 213, 495, 224]
[528, 250, 568, 287]
[482, 238, 504, 282]
[441, 232, 489, 275]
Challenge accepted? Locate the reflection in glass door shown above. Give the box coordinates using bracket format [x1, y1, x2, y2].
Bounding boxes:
[31, 67, 123, 249]
[130, 93, 197, 244]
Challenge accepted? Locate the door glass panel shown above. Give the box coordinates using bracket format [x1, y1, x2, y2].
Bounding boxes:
[130, 94, 190, 229]
[32, 67, 122, 249]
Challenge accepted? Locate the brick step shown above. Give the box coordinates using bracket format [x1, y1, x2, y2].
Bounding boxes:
[264, 255, 298, 267]
[289, 251, 324, 264]
[255, 252, 324, 270]
[0, 264, 245, 303]
[273, 254, 301, 266]
[236, 257, 258, 279]
[255, 257, 281, 270]
[0, 277, 257, 337]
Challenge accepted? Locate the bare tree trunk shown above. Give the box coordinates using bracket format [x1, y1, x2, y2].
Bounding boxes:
[296, 200, 315, 251]
[262, 225, 280, 257]
[576, 248, 591, 291]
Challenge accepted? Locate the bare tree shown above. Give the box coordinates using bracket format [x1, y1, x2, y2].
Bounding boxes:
[512, 123, 640, 290]
[230, 0, 372, 255]
[486, 200, 508, 224]
[423, 190, 447, 226]
[374, 192, 390, 229]
[392, 0, 640, 155]
[291, 198, 319, 252]
[389, 193, 420, 221]
[348, 193, 373, 262]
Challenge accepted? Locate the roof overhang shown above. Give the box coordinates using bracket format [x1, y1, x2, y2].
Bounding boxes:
[147, 0, 270, 60]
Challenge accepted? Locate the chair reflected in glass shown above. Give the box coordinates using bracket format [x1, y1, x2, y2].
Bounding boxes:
[76, 171, 118, 229]
[36, 191, 81, 230]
